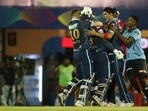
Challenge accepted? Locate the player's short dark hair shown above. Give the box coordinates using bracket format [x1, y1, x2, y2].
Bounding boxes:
[130, 15, 139, 23]
[103, 7, 114, 15]
[70, 8, 80, 16]
[112, 7, 119, 14]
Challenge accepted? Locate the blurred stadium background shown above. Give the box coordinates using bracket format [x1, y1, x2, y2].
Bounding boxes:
[0, 0, 148, 107]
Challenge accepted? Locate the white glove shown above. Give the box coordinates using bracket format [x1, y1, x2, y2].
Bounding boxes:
[81, 6, 93, 17]
[113, 49, 124, 59]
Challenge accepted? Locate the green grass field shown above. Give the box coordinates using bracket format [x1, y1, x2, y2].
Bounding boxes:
[0, 106, 148, 111]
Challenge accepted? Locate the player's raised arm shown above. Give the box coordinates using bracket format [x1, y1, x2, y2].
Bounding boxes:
[86, 27, 114, 39]
[111, 26, 134, 45]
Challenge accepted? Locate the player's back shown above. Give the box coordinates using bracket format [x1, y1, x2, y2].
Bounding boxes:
[89, 26, 107, 52]
[68, 19, 92, 50]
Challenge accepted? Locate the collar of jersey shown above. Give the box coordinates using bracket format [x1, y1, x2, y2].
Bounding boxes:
[108, 18, 116, 24]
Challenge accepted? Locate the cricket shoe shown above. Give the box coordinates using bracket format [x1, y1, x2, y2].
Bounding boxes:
[91, 100, 107, 107]
[143, 102, 148, 106]
[143, 96, 148, 103]
[75, 100, 85, 106]
[115, 96, 134, 107]
[57, 92, 67, 106]
[90, 100, 98, 106]
[91, 100, 98, 106]
[118, 102, 134, 107]
[105, 102, 117, 107]
[92, 95, 104, 106]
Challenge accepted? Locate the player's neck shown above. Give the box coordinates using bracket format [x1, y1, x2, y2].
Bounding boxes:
[72, 17, 80, 20]
[128, 26, 136, 32]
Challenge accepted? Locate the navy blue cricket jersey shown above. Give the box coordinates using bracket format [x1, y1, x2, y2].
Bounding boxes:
[89, 26, 114, 52]
[107, 18, 123, 52]
[68, 18, 92, 50]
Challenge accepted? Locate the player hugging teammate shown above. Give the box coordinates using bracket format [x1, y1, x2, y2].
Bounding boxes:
[58, 6, 148, 107]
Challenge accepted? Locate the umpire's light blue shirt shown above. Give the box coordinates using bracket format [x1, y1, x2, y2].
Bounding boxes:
[123, 28, 146, 61]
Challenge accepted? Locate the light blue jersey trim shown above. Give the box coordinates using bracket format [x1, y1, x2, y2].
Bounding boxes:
[85, 49, 93, 78]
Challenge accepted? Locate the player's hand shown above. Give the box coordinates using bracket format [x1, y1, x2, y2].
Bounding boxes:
[113, 49, 124, 59]
[110, 25, 117, 32]
[102, 25, 108, 32]
[86, 28, 96, 36]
